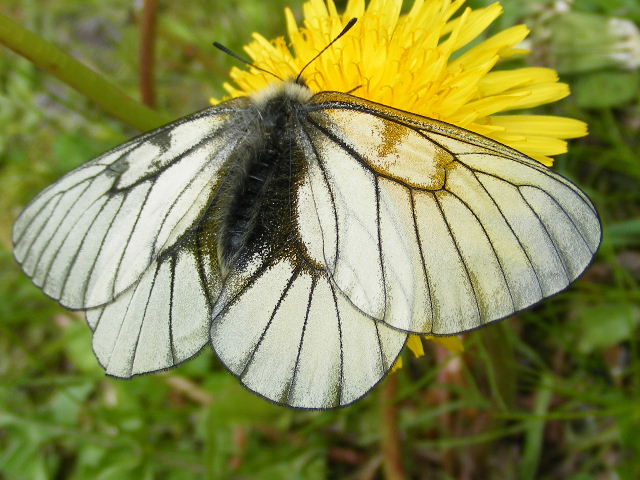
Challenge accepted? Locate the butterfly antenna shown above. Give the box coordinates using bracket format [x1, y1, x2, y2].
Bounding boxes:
[213, 42, 283, 81]
[295, 17, 357, 84]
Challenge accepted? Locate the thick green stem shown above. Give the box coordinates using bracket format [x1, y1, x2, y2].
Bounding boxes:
[0, 12, 172, 131]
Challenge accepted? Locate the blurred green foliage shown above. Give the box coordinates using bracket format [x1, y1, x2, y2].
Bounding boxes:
[1, 0, 639, 479]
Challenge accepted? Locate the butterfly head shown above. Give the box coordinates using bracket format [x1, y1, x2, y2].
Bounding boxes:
[250, 79, 313, 109]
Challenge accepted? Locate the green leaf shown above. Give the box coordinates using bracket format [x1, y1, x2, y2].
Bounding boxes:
[573, 70, 640, 109]
[605, 218, 640, 247]
[575, 303, 640, 353]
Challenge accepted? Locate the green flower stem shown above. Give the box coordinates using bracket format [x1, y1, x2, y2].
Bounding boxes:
[381, 374, 407, 480]
[139, 0, 159, 108]
[0, 12, 173, 132]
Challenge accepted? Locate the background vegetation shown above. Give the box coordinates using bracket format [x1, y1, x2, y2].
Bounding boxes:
[1, 0, 639, 478]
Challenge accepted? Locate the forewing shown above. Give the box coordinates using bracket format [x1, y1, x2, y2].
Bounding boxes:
[300, 92, 602, 335]
[210, 168, 407, 408]
[13, 100, 248, 309]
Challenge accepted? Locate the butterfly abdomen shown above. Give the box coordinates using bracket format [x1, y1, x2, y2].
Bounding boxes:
[217, 86, 308, 271]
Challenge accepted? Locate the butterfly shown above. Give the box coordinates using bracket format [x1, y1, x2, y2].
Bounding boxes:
[12, 23, 602, 409]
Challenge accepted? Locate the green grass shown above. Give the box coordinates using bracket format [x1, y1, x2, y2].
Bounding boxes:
[1, 0, 639, 478]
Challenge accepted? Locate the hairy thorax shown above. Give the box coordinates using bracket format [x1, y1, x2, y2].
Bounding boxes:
[215, 82, 313, 272]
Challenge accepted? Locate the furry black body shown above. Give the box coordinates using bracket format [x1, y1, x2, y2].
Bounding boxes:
[216, 86, 309, 271]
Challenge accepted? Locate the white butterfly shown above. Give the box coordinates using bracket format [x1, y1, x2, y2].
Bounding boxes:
[12, 76, 601, 409]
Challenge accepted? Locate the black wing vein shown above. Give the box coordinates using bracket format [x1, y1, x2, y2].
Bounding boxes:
[239, 267, 300, 379]
[21, 194, 64, 263]
[409, 190, 434, 332]
[126, 261, 163, 377]
[286, 276, 317, 404]
[373, 321, 386, 372]
[299, 121, 340, 271]
[374, 177, 388, 323]
[472, 171, 544, 298]
[78, 196, 127, 307]
[444, 188, 516, 313]
[31, 180, 97, 279]
[168, 253, 177, 365]
[433, 192, 482, 323]
[328, 281, 345, 407]
[518, 189, 571, 283]
[41, 185, 113, 287]
[110, 183, 155, 299]
[524, 184, 594, 254]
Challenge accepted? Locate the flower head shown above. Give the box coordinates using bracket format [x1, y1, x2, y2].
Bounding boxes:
[540, 11, 640, 73]
[214, 0, 587, 166]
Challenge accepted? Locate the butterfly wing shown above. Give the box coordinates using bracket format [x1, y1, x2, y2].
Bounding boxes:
[85, 233, 221, 378]
[13, 99, 249, 310]
[211, 254, 406, 409]
[298, 92, 602, 335]
[210, 177, 407, 409]
[14, 90, 406, 401]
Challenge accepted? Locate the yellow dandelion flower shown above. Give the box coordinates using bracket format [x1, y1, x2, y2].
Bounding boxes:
[390, 334, 464, 373]
[213, 0, 587, 166]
